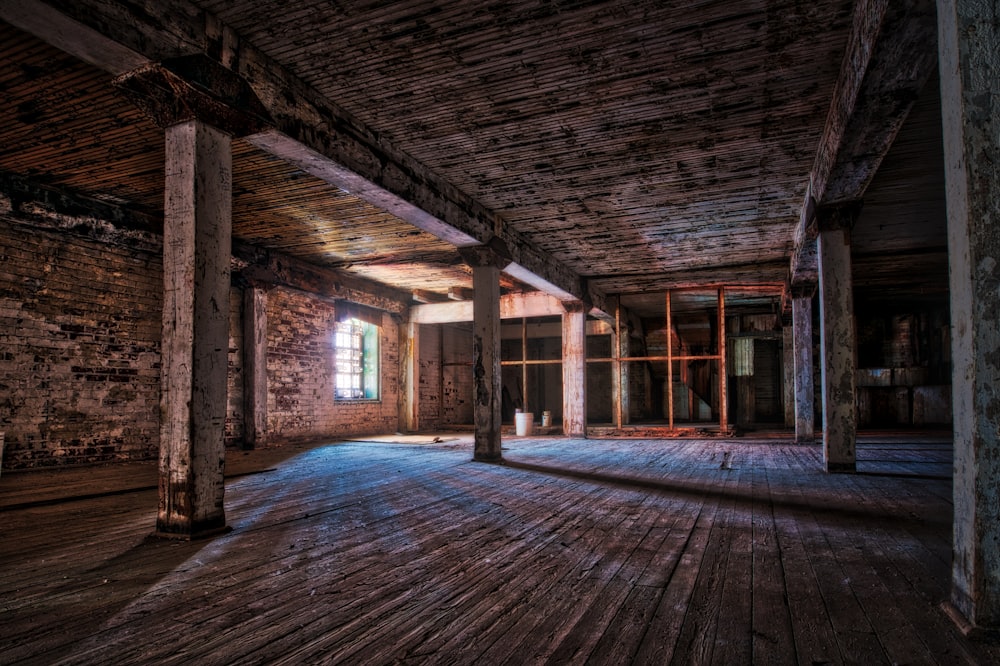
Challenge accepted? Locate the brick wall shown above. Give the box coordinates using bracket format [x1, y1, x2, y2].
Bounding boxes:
[265, 286, 399, 441]
[418, 324, 442, 430]
[225, 286, 244, 447]
[441, 324, 473, 425]
[0, 186, 403, 469]
[0, 216, 162, 468]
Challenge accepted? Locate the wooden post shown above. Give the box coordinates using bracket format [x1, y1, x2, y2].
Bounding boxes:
[792, 290, 815, 443]
[666, 290, 674, 429]
[612, 299, 623, 429]
[718, 287, 728, 433]
[521, 317, 529, 413]
[939, 0, 1000, 634]
[562, 302, 587, 437]
[817, 205, 860, 472]
[157, 119, 232, 538]
[458, 243, 510, 461]
[401, 320, 419, 433]
[619, 305, 631, 427]
[242, 283, 268, 450]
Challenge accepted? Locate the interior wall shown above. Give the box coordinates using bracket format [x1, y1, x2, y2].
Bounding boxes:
[0, 186, 403, 469]
[441, 324, 474, 426]
[0, 215, 162, 469]
[263, 286, 399, 441]
[418, 324, 442, 430]
[855, 305, 952, 427]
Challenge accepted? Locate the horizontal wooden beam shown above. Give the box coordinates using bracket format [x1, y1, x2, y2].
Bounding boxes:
[410, 291, 567, 324]
[789, 0, 937, 288]
[231, 241, 412, 314]
[0, 0, 602, 314]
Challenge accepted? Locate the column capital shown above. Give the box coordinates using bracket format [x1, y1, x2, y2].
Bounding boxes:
[113, 55, 272, 135]
[790, 282, 817, 300]
[815, 201, 863, 233]
[561, 300, 588, 314]
[457, 237, 513, 269]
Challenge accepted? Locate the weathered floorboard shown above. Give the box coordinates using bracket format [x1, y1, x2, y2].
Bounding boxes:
[1, 433, 996, 665]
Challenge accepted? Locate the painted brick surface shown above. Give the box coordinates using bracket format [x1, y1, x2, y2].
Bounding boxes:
[0, 217, 162, 468]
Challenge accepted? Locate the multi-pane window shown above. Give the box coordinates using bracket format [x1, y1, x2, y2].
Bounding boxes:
[334, 317, 379, 400]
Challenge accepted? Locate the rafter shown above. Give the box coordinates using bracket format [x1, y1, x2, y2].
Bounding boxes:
[788, 0, 937, 289]
[0, 0, 607, 315]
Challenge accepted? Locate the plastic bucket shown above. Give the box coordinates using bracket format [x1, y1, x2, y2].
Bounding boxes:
[514, 412, 534, 436]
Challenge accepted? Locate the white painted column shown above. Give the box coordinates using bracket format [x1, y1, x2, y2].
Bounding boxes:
[562, 303, 587, 437]
[158, 119, 232, 538]
[792, 292, 815, 444]
[817, 206, 858, 472]
[401, 320, 420, 433]
[939, 0, 1000, 634]
[471, 263, 502, 461]
[242, 283, 268, 450]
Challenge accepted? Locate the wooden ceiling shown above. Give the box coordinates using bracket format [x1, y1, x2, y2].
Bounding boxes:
[0, 0, 948, 318]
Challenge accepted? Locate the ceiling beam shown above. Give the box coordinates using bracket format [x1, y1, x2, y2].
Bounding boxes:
[788, 0, 938, 288]
[231, 240, 412, 315]
[410, 292, 568, 325]
[0, 0, 606, 315]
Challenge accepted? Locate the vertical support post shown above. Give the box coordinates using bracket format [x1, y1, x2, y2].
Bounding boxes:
[718, 287, 728, 433]
[619, 310, 631, 427]
[471, 263, 502, 460]
[242, 283, 267, 450]
[792, 291, 815, 444]
[666, 290, 674, 429]
[613, 299, 623, 429]
[521, 317, 529, 412]
[158, 119, 232, 538]
[401, 320, 420, 433]
[782, 324, 795, 428]
[817, 205, 860, 472]
[938, 0, 1000, 634]
[562, 303, 587, 437]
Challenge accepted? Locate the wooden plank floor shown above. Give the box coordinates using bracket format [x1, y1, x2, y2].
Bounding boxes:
[1, 433, 997, 665]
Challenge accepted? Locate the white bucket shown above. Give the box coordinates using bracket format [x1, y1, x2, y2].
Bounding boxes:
[541, 411, 552, 427]
[514, 412, 534, 436]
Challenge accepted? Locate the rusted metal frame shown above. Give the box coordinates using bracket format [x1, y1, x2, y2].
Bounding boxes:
[588, 354, 721, 363]
[501, 359, 561, 366]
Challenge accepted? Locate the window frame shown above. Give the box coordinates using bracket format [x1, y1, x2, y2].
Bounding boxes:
[334, 317, 380, 401]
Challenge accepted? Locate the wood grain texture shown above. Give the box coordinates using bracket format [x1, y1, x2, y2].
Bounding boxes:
[1, 433, 993, 664]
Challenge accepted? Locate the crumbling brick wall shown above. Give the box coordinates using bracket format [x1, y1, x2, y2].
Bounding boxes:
[0, 216, 161, 468]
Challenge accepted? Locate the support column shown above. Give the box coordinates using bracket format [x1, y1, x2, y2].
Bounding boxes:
[939, 0, 1000, 634]
[792, 291, 815, 444]
[459, 242, 510, 462]
[817, 205, 860, 472]
[562, 303, 587, 437]
[158, 119, 232, 537]
[242, 282, 268, 450]
[782, 324, 795, 428]
[400, 321, 420, 433]
[613, 299, 631, 428]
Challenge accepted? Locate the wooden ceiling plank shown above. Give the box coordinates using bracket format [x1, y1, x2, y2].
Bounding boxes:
[789, 0, 937, 288]
[1, 0, 601, 312]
